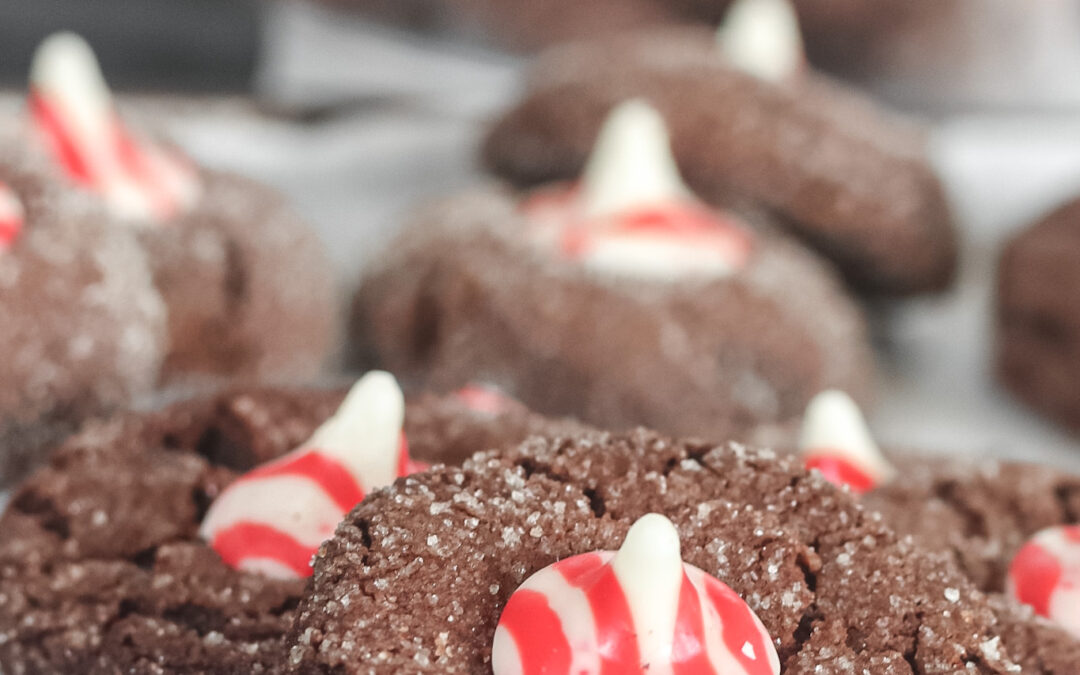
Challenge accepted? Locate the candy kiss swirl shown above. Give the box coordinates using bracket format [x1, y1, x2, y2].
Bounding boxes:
[0, 181, 24, 251]
[522, 100, 752, 282]
[492, 513, 780, 675]
[799, 390, 894, 495]
[199, 371, 425, 579]
[28, 32, 201, 223]
[1008, 525, 1080, 638]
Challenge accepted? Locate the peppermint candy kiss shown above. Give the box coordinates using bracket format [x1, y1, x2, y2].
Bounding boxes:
[28, 32, 201, 223]
[200, 371, 425, 579]
[799, 390, 894, 494]
[492, 514, 780, 675]
[0, 181, 24, 251]
[716, 0, 805, 83]
[454, 383, 518, 416]
[523, 100, 752, 281]
[1008, 525, 1080, 638]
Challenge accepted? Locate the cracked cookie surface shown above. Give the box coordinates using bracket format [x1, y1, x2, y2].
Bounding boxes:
[288, 431, 1061, 673]
[0, 386, 579, 674]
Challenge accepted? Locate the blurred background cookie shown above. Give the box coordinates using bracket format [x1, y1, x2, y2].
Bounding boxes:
[353, 103, 873, 441]
[997, 197, 1080, 435]
[0, 137, 166, 484]
[483, 23, 957, 295]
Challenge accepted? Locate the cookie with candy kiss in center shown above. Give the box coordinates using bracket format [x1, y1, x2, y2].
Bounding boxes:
[287, 429, 1071, 672]
[23, 32, 335, 385]
[352, 100, 873, 442]
[0, 383, 583, 672]
[492, 513, 780, 674]
[199, 371, 424, 579]
[482, 0, 957, 295]
[0, 160, 166, 484]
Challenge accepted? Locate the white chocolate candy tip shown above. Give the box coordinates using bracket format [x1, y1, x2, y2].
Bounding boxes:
[28, 32, 202, 223]
[613, 513, 682, 568]
[581, 99, 692, 218]
[30, 32, 111, 106]
[493, 512, 780, 674]
[717, 0, 803, 82]
[800, 389, 894, 485]
[1008, 525, 1080, 638]
[309, 370, 405, 488]
[200, 371, 412, 579]
[611, 514, 685, 666]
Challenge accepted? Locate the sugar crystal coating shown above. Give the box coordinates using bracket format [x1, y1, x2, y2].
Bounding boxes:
[288, 431, 1068, 673]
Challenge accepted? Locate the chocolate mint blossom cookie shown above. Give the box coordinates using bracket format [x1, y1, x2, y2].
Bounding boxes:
[865, 458, 1080, 655]
[23, 33, 336, 383]
[0, 146, 165, 484]
[483, 0, 957, 295]
[0, 374, 581, 672]
[353, 101, 873, 442]
[287, 429, 1077, 673]
[782, 389, 1080, 666]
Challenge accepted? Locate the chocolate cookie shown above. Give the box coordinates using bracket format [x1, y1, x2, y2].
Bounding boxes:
[996, 197, 1080, 433]
[287, 430, 1076, 672]
[0, 140, 166, 484]
[864, 458, 1080, 668]
[26, 33, 336, 385]
[483, 27, 957, 294]
[355, 100, 872, 443]
[0, 384, 579, 673]
[351, 186, 873, 442]
[865, 458, 1080, 595]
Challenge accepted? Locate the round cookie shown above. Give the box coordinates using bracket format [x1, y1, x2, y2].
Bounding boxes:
[0, 140, 166, 485]
[24, 33, 337, 385]
[0, 384, 581, 672]
[287, 430, 1076, 672]
[482, 26, 957, 295]
[996, 197, 1080, 434]
[865, 458, 1080, 595]
[865, 458, 1080, 670]
[353, 102, 873, 442]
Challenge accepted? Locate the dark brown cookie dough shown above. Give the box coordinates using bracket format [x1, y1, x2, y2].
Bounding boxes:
[483, 28, 957, 295]
[864, 457, 1080, 671]
[0, 386, 578, 673]
[997, 198, 1080, 433]
[288, 430, 1070, 673]
[0, 141, 167, 485]
[865, 457, 1080, 594]
[351, 187, 874, 443]
[145, 167, 337, 385]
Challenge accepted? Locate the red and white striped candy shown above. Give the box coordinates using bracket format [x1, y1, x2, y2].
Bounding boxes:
[200, 371, 425, 579]
[1007, 525, 1080, 638]
[799, 390, 894, 495]
[28, 32, 201, 223]
[0, 181, 24, 251]
[716, 0, 805, 83]
[522, 101, 752, 281]
[454, 383, 518, 416]
[492, 513, 780, 675]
